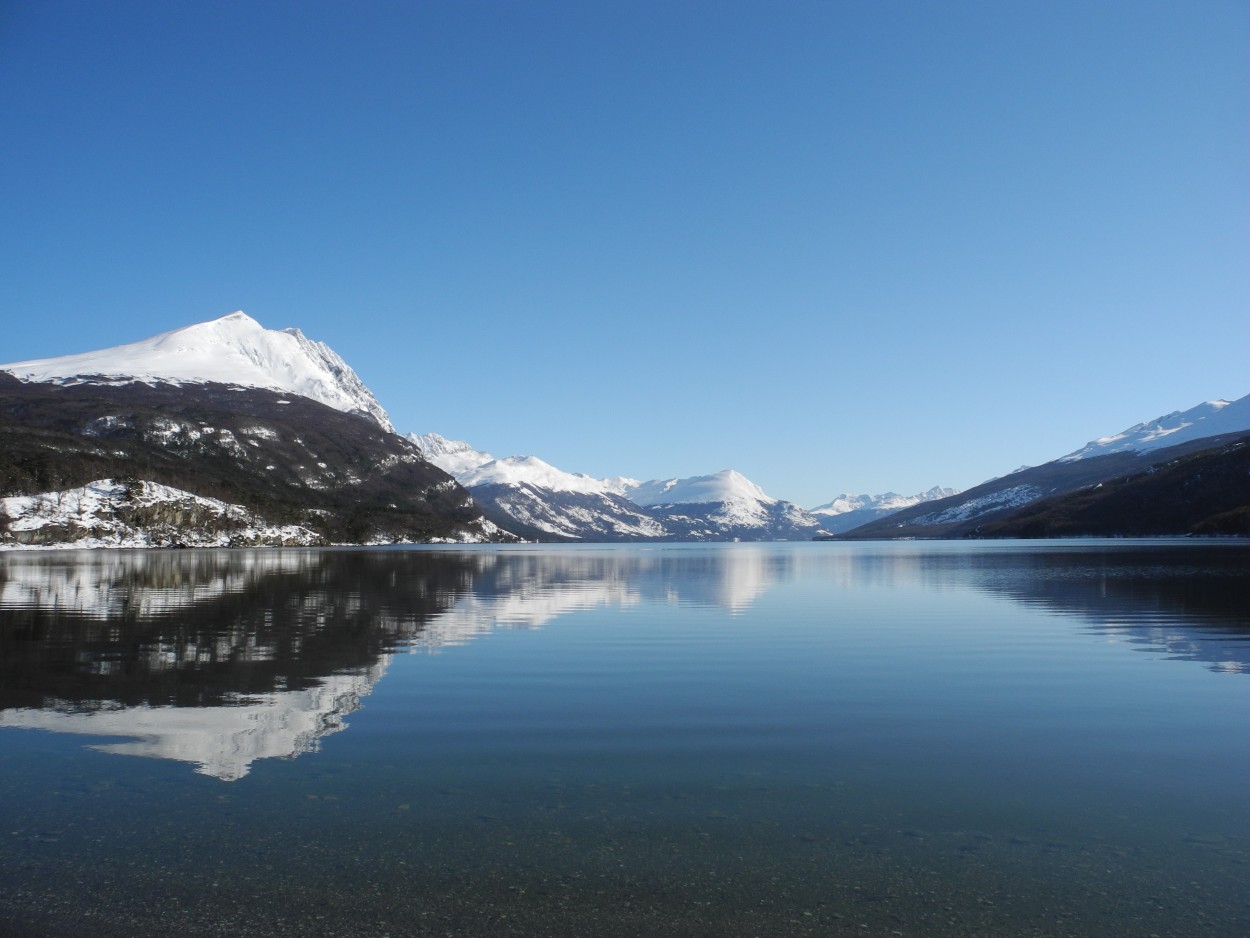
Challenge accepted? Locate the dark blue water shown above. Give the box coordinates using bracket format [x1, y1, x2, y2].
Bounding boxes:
[1, 541, 1246, 936]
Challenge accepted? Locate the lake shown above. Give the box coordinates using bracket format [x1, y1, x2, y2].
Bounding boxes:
[0, 540, 1246, 937]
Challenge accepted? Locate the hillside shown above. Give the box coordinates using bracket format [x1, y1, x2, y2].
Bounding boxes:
[836, 432, 1249, 540]
[977, 437, 1250, 537]
[0, 375, 505, 546]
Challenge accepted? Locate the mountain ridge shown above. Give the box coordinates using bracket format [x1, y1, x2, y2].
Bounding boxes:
[413, 433, 828, 541]
[809, 486, 960, 535]
[832, 430, 1249, 539]
[3, 310, 1245, 545]
[1059, 395, 1248, 462]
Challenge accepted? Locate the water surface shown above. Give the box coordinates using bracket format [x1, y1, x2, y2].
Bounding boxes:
[1, 540, 1246, 936]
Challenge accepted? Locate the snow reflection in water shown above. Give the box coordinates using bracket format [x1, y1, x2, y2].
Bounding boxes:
[0, 541, 1246, 937]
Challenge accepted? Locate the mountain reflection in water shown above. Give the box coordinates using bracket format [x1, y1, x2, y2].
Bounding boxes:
[0, 541, 1245, 781]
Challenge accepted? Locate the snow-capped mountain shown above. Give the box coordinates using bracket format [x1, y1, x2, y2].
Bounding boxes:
[1059, 395, 1248, 462]
[411, 433, 637, 495]
[0, 313, 509, 547]
[1, 311, 396, 433]
[809, 486, 959, 535]
[626, 470, 769, 507]
[836, 394, 1249, 539]
[623, 469, 827, 539]
[412, 434, 827, 541]
[810, 486, 958, 517]
[409, 432, 663, 539]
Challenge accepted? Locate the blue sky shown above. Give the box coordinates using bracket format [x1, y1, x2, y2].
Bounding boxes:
[1, 1, 1245, 507]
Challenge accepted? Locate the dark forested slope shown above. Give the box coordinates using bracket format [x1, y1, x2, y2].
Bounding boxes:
[0, 374, 506, 544]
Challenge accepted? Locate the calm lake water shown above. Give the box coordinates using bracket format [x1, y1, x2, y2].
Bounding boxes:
[0, 540, 1246, 937]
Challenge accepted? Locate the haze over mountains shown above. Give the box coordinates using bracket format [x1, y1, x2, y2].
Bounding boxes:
[1, 311, 1246, 546]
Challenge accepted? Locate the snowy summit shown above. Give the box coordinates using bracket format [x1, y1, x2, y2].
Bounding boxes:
[625, 470, 773, 507]
[0, 311, 395, 433]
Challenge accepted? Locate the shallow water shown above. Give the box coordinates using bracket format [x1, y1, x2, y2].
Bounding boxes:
[1, 540, 1246, 936]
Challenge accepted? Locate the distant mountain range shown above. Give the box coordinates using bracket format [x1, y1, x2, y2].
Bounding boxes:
[409, 433, 829, 541]
[1, 311, 1245, 546]
[832, 396, 1249, 539]
[809, 487, 960, 535]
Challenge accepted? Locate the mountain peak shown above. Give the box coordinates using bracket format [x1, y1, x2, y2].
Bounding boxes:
[1, 311, 395, 433]
[626, 469, 774, 507]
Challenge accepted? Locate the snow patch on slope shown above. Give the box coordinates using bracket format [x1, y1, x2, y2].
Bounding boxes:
[910, 484, 1044, 526]
[0, 479, 320, 549]
[1, 311, 395, 433]
[483, 485, 668, 539]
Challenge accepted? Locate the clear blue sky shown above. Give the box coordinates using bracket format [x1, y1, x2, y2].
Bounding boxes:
[2, 1, 1245, 507]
